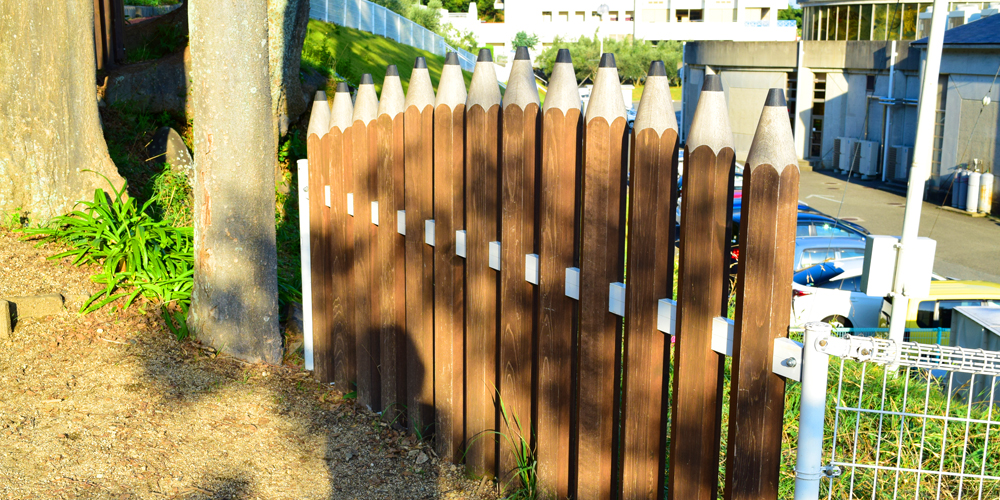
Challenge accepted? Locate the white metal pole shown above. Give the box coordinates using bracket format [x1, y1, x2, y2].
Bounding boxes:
[297, 159, 314, 371]
[881, 40, 897, 183]
[794, 322, 834, 500]
[886, 0, 948, 347]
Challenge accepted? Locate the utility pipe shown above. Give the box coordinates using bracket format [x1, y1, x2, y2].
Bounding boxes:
[887, 0, 949, 347]
[881, 40, 897, 183]
[793, 322, 834, 500]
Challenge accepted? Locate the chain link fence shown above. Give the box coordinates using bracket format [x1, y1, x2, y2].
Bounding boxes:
[309, 0, 477, 72]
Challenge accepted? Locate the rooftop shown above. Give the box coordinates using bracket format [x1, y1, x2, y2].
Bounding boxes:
[912, 12, 1000, 46]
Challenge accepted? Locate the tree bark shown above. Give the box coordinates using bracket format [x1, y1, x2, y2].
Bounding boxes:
[188, 0, 281, 364]
[268, 0, 311, 137]
[0, 0, 125, 222]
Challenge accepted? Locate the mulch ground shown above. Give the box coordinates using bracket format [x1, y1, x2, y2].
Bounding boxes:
[0, 229, 498, 499]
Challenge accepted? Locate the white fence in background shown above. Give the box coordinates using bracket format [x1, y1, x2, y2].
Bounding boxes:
[308, 0, 477, 72]
[794, 323, 1000, 500]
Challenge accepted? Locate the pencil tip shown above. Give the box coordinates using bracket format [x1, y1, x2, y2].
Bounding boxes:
[599, 53, 615, 68]
[414, 56, 427, 69]
[702, 74, 723, 92]
[765, 88, 786, 107]
[477, 48, 493, 62]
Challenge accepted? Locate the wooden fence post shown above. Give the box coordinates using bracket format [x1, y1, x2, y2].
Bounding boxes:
[620, 60, 678, 500]
[536, 48, 581, 500]
[433, 53, 468, 462]
[723, 89, 799, 500]
[329, 82, 356, 389]
[464, 49, 502, 479]
[668, 74, 734, 500]
[376, 66, 407, 423]
[404, 57, 436, 435]
[353, 74, 380, 411]
[576, 54, 628, 500]
[499, 46, 541, 483]
[306, 91, 333, 382]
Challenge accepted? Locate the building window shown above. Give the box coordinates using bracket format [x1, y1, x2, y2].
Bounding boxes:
[559, 11, 569, 21]
[760, 7, 770, 21]
[576, 10, 585, 21]
[542, 11, 552, 22]
[787, 71, 798, 128]
[836, 5, 849, 40]
[676, 9, 702, 21]
[866, 75, 876, 93]
[810, 74, 826, 159]
[643, 8, 668, 22]
[848, 5, 860, 39]
[625, 10, 633, 21]
[860, 4, 873, 40]
[609, 10, 619, 21]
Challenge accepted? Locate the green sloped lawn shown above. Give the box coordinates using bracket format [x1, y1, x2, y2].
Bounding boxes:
[302, 20, 472, 95]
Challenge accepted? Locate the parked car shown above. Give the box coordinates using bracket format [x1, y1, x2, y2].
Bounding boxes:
[792, 236, 867, 271]
[794, 213, 869, 239]
[791, 257, 880, 329]
[878, 281, 1000, 344]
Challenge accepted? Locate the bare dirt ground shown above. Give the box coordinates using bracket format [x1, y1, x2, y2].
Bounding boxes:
[0, 229, 497, 499]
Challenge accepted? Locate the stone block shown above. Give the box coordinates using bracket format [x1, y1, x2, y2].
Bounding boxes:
[2, 294, 65, 320]
[0, 300, 10, 341]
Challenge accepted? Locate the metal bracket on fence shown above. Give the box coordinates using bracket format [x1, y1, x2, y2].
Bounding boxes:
[525, 254, 539, 285]
[821, 464, 842, 479]
[711, 317, 734, 356]
[371, 202, 378, 225]
[609, 282, 626, 317]
[657, 299, 676, 335]
[424, 220, 435, 246]
[565, 267, 580, 300]
[347, 193, 354, 216]
[816, 335, 900, 365]
[396, 210, 405, 235]
[489, 241, 501, 271]
[455, 230, 466, 258]
[772, 338, 804, 382]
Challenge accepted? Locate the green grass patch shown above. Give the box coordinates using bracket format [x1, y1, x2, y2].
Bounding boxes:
[631, 84, 682, 104]
[127, 0, 181, 6]
[301, 20, 472, 94]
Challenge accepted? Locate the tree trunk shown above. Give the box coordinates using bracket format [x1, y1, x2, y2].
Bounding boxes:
[0, 0, 125, 222]
[188, 0, 281, 364]
[268, 0, 311, 137]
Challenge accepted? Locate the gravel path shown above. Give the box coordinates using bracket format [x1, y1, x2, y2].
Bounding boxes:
[0, 229, 497, 499]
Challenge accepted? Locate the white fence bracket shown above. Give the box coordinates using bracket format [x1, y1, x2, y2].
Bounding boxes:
[397, 210, 406, 235]
[456, 230, 466, 258]
[657, 299, 677, 335]
[425, 220, 435, 246]
[711, 317, 735, 356]
[565, 267, 580, 300]
[371, 201, 379, 225]
[489, 241, 501, 271]
[609, 282, 626, 317]
[525, 254, 539, 285]
[773, 338, 804, 382]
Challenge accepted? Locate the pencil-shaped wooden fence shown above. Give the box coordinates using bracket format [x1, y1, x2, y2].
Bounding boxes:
[303, 50, 799, 500]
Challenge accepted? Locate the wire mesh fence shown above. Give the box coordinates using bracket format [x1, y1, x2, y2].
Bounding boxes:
[801, 332, 1000, 499]
[308, 0, 477, 71]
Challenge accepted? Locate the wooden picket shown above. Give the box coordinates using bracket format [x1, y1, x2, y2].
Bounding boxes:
[304, 49, 799, 500]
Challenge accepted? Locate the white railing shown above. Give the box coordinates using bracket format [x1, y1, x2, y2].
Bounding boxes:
[308, 0, 477, 72]
[794, 323, 1000, 500]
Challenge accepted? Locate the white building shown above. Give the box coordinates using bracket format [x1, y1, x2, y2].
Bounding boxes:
[443, 0, 798, 53]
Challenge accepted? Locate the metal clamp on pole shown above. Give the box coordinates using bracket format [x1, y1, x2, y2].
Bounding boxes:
[793, 322, 834, 500]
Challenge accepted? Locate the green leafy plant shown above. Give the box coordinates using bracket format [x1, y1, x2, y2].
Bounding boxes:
[21, 172, 194, 322]
[511, 31, 539, 50]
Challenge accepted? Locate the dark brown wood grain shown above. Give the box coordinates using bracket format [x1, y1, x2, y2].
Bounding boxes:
[668, 144, 734, 500]
[329, 126, 356, 389]
[404, 105, 435, 434]
[376, 113, 407, 423]
[464, 103, 501, 478]
[308, 132, 334, 382]
[620, 128, 678, 500]
[576, 116, 629, 500]
[433, 103, 466, 461]
[536, 107, 581, 499]
[724, 164, 799, 500]
[353, 119, 380, 411]
[499, 103, 541, 483]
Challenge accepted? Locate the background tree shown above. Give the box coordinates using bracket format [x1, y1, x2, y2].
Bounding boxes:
[188, 0, 281, 363]
[0, 1, 126, 222]
[537, 34, 682, 85]
[269, 0, 312, 137]
[512, 31, 540, 50]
